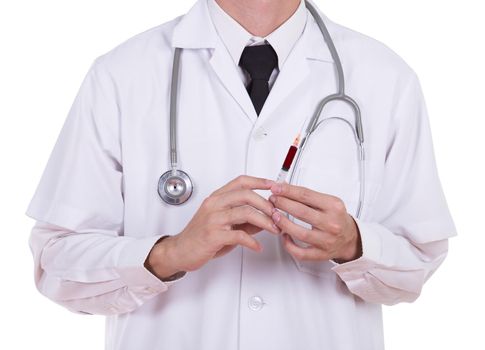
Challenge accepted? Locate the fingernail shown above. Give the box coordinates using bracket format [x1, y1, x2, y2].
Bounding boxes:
[272, 211, 281, 222]
[272, 223, 280, 233]
[271, 183, 282, 194]
[265, 179, 274, 186]
[269, 195, 276, 203]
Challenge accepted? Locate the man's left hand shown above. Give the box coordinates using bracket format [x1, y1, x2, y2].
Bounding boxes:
[269, 181, 362, 263]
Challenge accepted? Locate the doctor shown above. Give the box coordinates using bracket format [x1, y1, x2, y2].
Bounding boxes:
[26, 0, 457, 349]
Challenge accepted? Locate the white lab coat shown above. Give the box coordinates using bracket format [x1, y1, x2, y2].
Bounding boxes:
[26, 0, 457, 349]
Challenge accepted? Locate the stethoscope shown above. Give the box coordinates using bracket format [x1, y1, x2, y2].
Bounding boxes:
[158, 0, 366, 219]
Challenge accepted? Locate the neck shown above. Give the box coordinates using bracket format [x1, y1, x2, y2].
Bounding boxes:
[215, 0, 302, 37]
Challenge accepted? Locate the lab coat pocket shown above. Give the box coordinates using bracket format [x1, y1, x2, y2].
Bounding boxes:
[285, 166, 381, 278]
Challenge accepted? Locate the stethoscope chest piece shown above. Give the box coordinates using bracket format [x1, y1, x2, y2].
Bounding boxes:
[158, 169, 193, 205]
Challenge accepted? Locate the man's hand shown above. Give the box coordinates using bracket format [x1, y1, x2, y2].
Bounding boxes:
[145, 175, 281, 280]
[268, 181, 362, 263]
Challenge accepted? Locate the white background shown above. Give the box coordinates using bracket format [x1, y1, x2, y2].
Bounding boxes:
[0, 0, 483, 349]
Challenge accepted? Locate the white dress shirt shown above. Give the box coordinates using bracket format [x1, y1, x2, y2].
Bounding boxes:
[207, 0, 307, 90]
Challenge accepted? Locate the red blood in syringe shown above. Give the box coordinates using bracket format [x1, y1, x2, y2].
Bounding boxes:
[281, 134, 301, 171]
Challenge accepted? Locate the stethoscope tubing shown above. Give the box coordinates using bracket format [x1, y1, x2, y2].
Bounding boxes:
[161, 0, 366, 219]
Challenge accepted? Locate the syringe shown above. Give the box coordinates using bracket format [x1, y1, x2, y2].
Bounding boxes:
[275, 133, 301, 183]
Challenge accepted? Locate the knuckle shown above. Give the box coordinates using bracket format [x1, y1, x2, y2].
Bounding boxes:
[236, 230, 246, 241]
[331, 197, 346, 212]
[202, 196, 215, 209]
[328, 222, 342, 234]
[236, 174, 248, 185]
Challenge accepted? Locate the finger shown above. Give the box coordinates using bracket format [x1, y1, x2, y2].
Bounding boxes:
[221, 206, 280, 235]
[233, 223, 264, 236]
[214, 189, 275, 217]
[212, 175, 275, 196]
[282, 234, 328, 261]
[270, 182, 344, 212]
[269, 195, 328, 228]
[271, 208, 324, 247]
[223, 229, 263, 252]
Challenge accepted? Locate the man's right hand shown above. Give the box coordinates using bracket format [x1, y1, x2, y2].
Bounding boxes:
[145, 175, 280, 280]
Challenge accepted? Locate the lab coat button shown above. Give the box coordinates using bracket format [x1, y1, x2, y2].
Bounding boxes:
[248, 295, 265, 311]
[252, 127, 267, 141]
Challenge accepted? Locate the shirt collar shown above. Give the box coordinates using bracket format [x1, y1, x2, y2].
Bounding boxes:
[207, 0, 307, 70]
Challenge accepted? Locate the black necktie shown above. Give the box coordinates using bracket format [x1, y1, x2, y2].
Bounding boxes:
[239, 44, 278, 116]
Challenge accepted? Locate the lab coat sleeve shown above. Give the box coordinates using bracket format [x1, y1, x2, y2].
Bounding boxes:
[25, 57, 181, 316]
[331, 71, 457, 305]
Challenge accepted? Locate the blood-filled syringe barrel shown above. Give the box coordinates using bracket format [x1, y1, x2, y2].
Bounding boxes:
[282, 145, 298, 171]
[275, 134, 300, 183]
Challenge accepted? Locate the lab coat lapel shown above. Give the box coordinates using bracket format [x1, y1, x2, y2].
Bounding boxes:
[171, 0, 336, 125]
[256, 34, 311, 122]
[257, 7, 335, 124]
[171, 0, 216, 49]
[208, 40, 258, 123]
[171, 0, 258, 123]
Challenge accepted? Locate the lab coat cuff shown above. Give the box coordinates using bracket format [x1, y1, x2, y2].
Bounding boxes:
[331, 217, 381, 279]
[116, 235, 173, 294]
